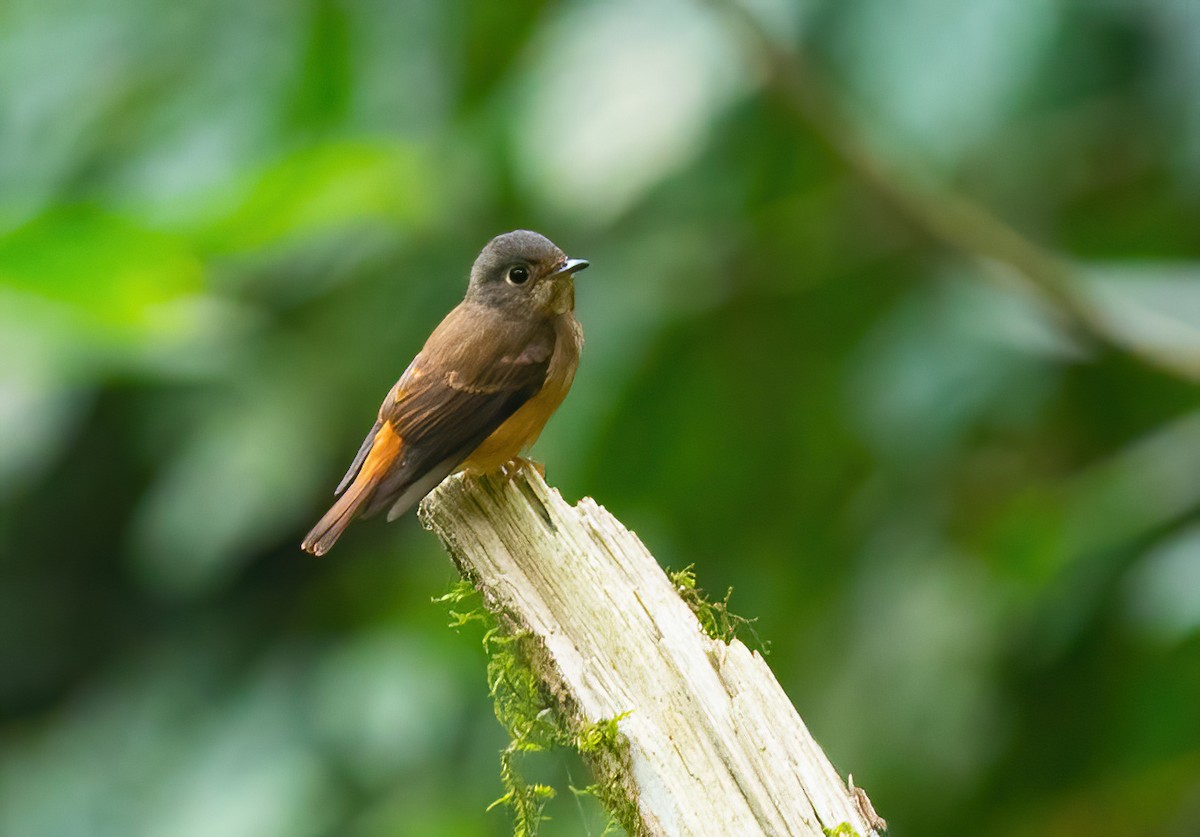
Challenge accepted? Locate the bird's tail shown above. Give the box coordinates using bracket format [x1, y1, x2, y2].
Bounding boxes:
[302, 420, 405, 556]
[300, 470, 384, 556]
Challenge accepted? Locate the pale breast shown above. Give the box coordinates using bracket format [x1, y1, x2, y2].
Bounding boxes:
[459, 314, 583, 473]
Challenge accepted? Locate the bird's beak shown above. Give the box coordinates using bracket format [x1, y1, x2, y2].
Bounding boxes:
[552, 258, 589, 277]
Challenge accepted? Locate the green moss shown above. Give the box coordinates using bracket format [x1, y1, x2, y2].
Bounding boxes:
[575, 711, 631, 754]
[571, 712, 640, 835]
[569, 781, 637, 837]
[824, 824, 862, 837]
[435, 580, 639, 836]
[669, 565, 769, 654]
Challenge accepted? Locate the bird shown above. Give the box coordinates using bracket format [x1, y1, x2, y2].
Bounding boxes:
[300, 230, 589, 556]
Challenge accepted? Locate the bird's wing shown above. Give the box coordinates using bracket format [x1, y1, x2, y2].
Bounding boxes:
[333, 351, 424, 496]
[346, 304, 556, 519]
[335, 417, 383, 496]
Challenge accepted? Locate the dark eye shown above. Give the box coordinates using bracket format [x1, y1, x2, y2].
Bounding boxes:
[506, 266, 530, 285]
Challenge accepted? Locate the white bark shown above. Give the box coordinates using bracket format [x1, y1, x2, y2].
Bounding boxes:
[419, 466, 885, 837]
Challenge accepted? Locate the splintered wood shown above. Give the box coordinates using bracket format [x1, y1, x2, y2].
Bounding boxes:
[419, 467, 885, 837]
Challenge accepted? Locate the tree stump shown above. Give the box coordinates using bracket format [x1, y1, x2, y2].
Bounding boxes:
[419, 466, 885, 836]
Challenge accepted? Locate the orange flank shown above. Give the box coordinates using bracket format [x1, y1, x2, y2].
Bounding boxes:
[460, 386, 562, 472]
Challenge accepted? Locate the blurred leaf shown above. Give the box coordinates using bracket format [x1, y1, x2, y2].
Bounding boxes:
[1079, 263, 1200, 381]
[130, 359, 327, 595]
[456, 0, 551, 108]
[1064, 411, 1200, 561]
[986, 411, 1200, 660]
[194, 140, 438, 254]
[850, 273, 1062, 464]
[999, 752, 1200, 837]
[339, 0, 448, 136]
[0, 639, 335, 837]
[0, 206, 203, 333]
[1147, 0, 1200, 187]
[1123, 523, 1200, 643]
[0, 374, 87, 499]
[831, 0, 1060, 166]
[307, 630, 465, 786]
[287, 0, 352, 135]
[819, 524, 1008, 822]
[515, 0, 753, 222]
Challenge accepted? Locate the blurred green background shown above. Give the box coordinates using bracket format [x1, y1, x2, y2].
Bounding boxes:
[2, 0, 1200, 834]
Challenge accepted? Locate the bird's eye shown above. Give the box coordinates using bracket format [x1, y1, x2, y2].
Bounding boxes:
[506, 266, 530, 285]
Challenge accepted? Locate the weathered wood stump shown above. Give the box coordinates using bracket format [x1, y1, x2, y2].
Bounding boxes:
[419, 466, 885, 836]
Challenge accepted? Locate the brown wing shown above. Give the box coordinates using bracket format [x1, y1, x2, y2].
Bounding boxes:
[345, 302, 556, 519]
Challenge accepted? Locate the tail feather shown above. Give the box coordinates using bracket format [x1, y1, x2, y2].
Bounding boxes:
[302, 421, 405, 556]
[301, 470, 383, 556]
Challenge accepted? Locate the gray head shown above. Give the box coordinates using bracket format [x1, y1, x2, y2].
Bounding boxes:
[466, 230, 589, 316]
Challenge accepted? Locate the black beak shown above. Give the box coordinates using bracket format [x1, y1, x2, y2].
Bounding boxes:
[552, 258, 589, 277]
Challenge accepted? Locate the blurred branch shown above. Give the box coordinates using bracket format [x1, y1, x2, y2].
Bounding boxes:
[419, 466, 885, 836]
[713, 0, 1200, 383]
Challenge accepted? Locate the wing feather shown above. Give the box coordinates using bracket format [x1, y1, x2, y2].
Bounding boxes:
[335, 418, 382, 495]
[358, 303, 555, 516]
